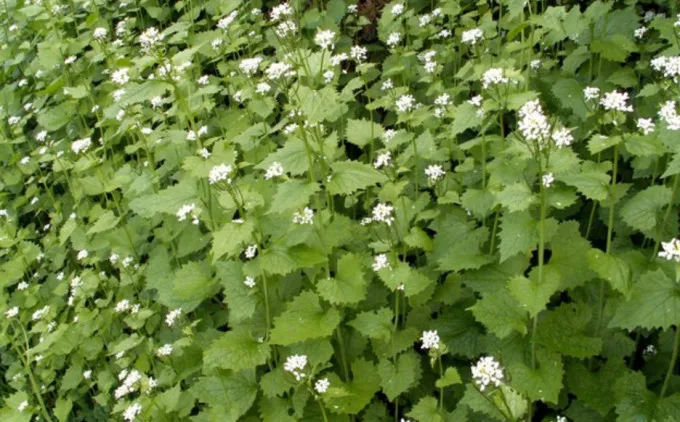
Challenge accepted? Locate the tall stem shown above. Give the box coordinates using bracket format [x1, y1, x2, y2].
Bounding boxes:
[661, 326, 680, 397]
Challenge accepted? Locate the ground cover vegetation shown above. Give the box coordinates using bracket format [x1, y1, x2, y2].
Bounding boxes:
[2, 0, 680, 421]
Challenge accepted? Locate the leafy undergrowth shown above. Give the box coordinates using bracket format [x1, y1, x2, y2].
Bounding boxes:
[2, 0, 680, 421]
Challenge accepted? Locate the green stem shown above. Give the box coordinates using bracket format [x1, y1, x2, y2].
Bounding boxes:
[318, 399, 329, 422]
[661, 326, 680, 397]
[12, 323, 55, 422]
[336, 328, 350, 383]
[437, 353, 444, 411]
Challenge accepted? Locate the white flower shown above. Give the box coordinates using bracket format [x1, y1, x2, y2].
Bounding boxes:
[139, 27, 163, 51]
[542, 173, 555, 188]
[17, 281, 28, 290]
[5, 306, 18, 318]
[347, 4, 358, 13]
[583, 86, 600, 101]
[530, 59, 541, 70]
[284, 123, 299, 134]
[330, 53, 348, 66]
[438, 29, 452, 38]
[419, 14, 432, 27]
[274, 20, 298, 37]
[20, 156, 30, 165]
[240, 57, 263, 75]
[166, 308, 182, 326]
[600, 90, 633, 112]
[482, 68, 509, 89]
[434, 94, 450, 107]
[551, 127, 573, 148]
[93, 27, 107, 40]
[211, 38, 223, 50]
[425, 164, 445, 182]
[556, 416, 567, 422]
[83, 370, 92, 379]
[197, 75, 209, 85]
[32, 306, 49, 321]
[420, 330, 440, 350]
[157, 344, 173, 356]
[651, 56, 680, 81]
[284, 354, 308, 381]
[245, 244, 258, 259]
[518, 100, 551, 141]
[293, 207, 314, 225]
[111, 68, 129, 85]
[270, 2, 293, 21]
[386, 32, 401, 48]
[424, 60, 437, 73]
[643, 344, 658, 358]
[198, 148, 211, 159]
[217, 10, 238, 29]
[383, 129, 397, 142]
[659, 101, 680, 130]
[372, 254, 390, 272]
[469, 95, 483, 107]
[8, 116, 20, 125]
[314, 29, 336, 50]
[350, 45, 367, 62]
[315, 378, 330, 394]
[115, 300, 131, 313]
[659, 238, 680, 262]
[634, 26, 648, 39]
[265, 162, 284, 179]
[266, 62, 294, 79]
[123, 403, 142, 421]
[471, 356, 504, 391]
[208, 164, 233, 184]
[461, 28, 483, 45]
[77, 249, 89, 260]
[381, 79, 393, 91]
[17, 401, 28, 412]
[116, 110, 126, 121]
[391, 3, 404, 16]
[112, 89, 126, 101]
[372, 203, 394, 225]
[176, 203, 196, 221]
[244, 276, 256, 288]
[637, 118, 655, 135]
[256, 82, 272, 94]
[151, 96, 163, 108]
[374, 151, 392, 169]
[396, 94, 415, 113]
[64, 55, 77, 65]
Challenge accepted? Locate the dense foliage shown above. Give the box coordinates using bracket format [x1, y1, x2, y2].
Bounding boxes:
[3, 0, 680, 421]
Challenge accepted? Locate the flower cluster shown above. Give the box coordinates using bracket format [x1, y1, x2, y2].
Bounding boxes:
[471, 356, 504, 391]
[284, 354, 308, 381]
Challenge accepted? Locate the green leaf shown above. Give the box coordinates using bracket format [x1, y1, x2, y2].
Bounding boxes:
[551, 79, 587, 119]
[327, 161, 388, 195]
[507, 266, 560, 318]
[468, 287, 529, 339]
[270, 291, 342, 345]
[498, 211, 536, 262]
[495, 182, 535, 212]
[349, 308, 394, 341]
[559, 161, 611, 201]
[211, 220, 254, 263]
[192, 372, 258, 421]
[346, 118, 382, 147]
[317, 252, 368, 305]
[547, 221, 595, 290]
[37, 102, 76, 131]
[460, 384, 505, 421]
[435, 367, 462, 388]
[536, 302, 602, 358]
[256, 139, 309, 176]
[587, 249, 631, 298]
[662, 152, 680, 178]
[377, 261, 433, 297]
[215, 261, 258, 323]
[203, 328, 271, 371]
[164, 261, 217, 312]
[86, 210, 120, 235]
[128, 181, 196, 218]
[509, 348, 564, 404]
[406, 396, 444, 422]
[588, 134, 623, 155]
[297, 86, 347, 122]
[326, 359, 381, 414]
[609, 269, 680, 331]
[268, 181, 319, 215]
[620, 186, 672, 233]
[377, 351, 421, 401]
[565, 360, 622, 415]
[451, 102, 482, 136]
